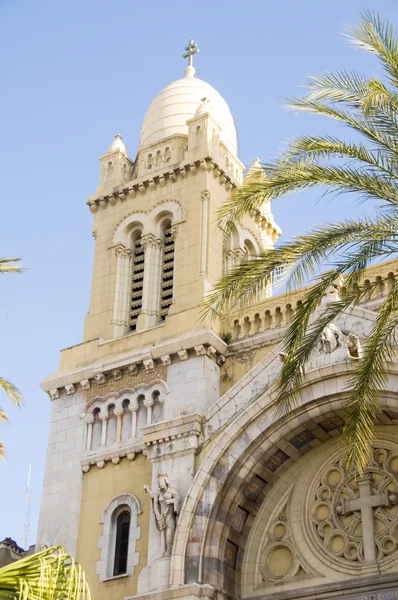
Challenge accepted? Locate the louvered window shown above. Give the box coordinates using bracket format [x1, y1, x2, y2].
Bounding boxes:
[160, 223, 175, 320]
[130, 233, 145, 331]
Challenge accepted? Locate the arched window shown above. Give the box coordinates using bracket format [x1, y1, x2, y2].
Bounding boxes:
[97, 493, 141, 582]
[91, 408, 101, 451]
[106, 404, 117, 445]
[160, 219, 175, 320]
[130, 231, 145, 331]
[243, 239, 256, 261]
[113, 509, 131, 576]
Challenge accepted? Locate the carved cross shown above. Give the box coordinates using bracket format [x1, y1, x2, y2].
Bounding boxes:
[336, 473, 398, 562]
[182, 39, 199, 67]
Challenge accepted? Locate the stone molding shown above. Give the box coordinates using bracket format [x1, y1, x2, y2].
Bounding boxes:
[81, 441, 144, 472]
[86, 156, 237, 213]
[141, 413, 202, 460]
[41, 330, 226, 399]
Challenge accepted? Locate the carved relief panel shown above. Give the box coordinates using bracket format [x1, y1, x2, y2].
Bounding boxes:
[243, 432, 398, 598]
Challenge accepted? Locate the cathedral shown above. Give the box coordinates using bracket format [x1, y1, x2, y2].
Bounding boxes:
[37, 41, 398, 600]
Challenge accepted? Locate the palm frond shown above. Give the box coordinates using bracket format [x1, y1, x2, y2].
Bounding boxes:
[0, 258, 22, 275]
[0, 377, 23, 408]
[274, 274, 383, 417]
[204, 215, 398, 320]
[288, 98, 398, 157]
[0, 546, 91, 600]
[284, 135, 398, 177]
[348, 11, 398, 88]
[342, 279, 398, 473]
[212, 10, 398, 479]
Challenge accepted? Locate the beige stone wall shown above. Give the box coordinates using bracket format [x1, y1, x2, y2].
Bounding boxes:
[76, 453, 152, 599]
[220, 345, 275, 396]
[83, 168, 230, 345]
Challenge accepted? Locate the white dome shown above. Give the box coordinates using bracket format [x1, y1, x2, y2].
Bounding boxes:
[139, 67, 237, 155]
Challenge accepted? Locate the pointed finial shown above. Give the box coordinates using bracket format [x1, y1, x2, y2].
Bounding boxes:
[183, 39, 199, 77]
[246, 157, 263, 180]
[108, 133, 127, 155]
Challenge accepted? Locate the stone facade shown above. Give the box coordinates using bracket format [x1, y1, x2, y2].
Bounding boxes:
[37, 49, 398, 600]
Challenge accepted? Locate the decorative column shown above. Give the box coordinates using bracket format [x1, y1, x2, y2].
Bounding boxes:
[169, 225, 179, 313]
[114, 408, 124, 444]
[121, 248, 132, 329]
[137, 235, 163, 329]
[200, 190, 210, 276]
[85, 414, 95, 451]
[99, 413, 109, 447]
[129, 398, 139, 438]
[144, 396, 155, 426]
[233, 248, 245, 268]
[150, 238, 164, 320]
[112, 245, 132, 338]
[225, 249, 235, 273]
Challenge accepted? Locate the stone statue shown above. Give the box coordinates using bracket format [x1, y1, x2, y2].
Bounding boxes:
[347, 332, 363, 359]
[317, 323, 342, 354]
[144, 476, 180, 557]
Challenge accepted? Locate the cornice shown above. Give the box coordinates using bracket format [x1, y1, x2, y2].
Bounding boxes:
[41, 329, 227, 400]
[86, 156, 238, 213]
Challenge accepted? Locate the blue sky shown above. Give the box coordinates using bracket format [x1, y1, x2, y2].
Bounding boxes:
[1, 0, 397, 547]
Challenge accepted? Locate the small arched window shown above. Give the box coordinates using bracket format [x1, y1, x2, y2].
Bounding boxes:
[130, 230, 145, 331]
[113, 509, 131, 576]
[97, 493, 141, 582]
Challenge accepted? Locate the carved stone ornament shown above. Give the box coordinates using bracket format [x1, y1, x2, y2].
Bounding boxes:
[49, 388, 60, 400]
[94, 373, 107, 385]
[260, 489, 313, 583]
[143, 476, 180, 558]
[80, 379, 91, 391]
[308, 445, 398, 566]
[307, 321, 364, 370]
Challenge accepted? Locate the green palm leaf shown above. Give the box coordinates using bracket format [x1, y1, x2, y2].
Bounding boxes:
[208, 11, 398, 473]
[0, 256, 23, 458]
[0, 546, 91, 600]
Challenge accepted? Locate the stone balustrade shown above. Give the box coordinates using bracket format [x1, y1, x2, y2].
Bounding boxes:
[222, 259, 398, 342]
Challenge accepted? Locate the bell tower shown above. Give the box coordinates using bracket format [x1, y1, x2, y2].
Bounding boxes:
[37, 43, 280, 600]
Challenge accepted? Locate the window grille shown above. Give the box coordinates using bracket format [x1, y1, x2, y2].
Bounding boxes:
[130, 234, 145, 331]
[160, 225, 175, 320]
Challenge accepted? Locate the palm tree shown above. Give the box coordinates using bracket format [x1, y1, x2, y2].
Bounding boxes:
[0, 257, 23, 457]
[0, 545, 91, 600]
[205, 11, 398, 474]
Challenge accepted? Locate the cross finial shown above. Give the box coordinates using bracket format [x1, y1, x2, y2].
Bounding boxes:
[183, 39, 199, 68]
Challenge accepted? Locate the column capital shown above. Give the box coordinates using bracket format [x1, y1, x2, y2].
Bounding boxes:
[99, 413, 110, 422]
[114, 408, 124, 418]
[129, 400, 140, 413]
[85, 413, 95, 425]
[114, 243, 129, 258]
[141, 234, 162, 250]
[201, 189, 210, 201]
[143, 397, 155, 409]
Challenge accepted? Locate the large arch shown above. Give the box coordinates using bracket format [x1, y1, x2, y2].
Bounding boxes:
[171, 358, 398, 598]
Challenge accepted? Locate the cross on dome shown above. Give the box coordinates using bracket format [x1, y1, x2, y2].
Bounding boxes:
[183, 39, 199, 67]
[183, 40, 199, 77]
